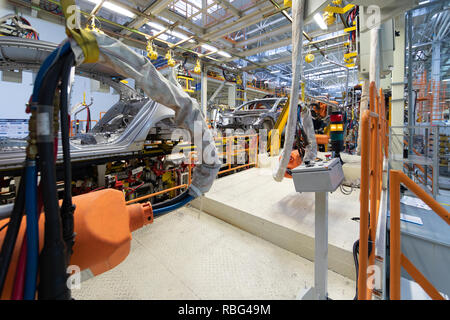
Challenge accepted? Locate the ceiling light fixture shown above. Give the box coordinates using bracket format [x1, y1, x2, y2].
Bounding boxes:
[146, 22, 195, 43]
[201, 44, 218, 53]
[217, 50, 232, 58]
[314, 13, 328, 30]
[87, 0, 136, 19]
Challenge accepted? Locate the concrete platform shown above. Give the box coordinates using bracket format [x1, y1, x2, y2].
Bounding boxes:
[192, 160, 360, 280]
[72, 207, 355, 300]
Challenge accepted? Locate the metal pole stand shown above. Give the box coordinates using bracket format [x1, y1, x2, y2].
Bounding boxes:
[297, 191, 329, 300]
[290, 158, 344, 300]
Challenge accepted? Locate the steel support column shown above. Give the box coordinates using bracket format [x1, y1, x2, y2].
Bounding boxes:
[391, 14, 406, 170]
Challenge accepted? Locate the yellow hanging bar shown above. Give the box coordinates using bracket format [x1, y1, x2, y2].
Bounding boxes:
[60, 0, 99, 63]
[324, 3, 355, 14]
[344, 52, 358, 59]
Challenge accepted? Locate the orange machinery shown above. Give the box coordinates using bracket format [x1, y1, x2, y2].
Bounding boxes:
[0, 189, 153, 300]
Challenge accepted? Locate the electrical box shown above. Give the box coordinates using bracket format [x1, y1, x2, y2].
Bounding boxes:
[291, 157, 344, 193]
[91, 79, 110, 93]
[1, 70, 22, 83]
[358, 7, 395, 79]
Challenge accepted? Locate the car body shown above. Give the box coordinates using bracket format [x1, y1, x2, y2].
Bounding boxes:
[216, 97, 287, 131]
[0, 37, 177, 171]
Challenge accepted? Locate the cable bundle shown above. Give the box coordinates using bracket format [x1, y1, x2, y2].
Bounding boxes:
[0, 42, 75, 300]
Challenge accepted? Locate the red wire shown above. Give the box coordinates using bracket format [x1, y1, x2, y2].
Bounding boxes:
[126, 182, 145, 195]
[11, 137, 58, 299]
[10, 240, 26, 299]
[90, 186, 105, 192]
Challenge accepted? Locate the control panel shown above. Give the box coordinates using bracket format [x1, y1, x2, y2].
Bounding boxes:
[291, 158, 344, 193]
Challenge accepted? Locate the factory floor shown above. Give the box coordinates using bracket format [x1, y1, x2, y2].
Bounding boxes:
[191, 156, 361, 279]
[198, 165, 360, 250]
[72, 206, 356, 300]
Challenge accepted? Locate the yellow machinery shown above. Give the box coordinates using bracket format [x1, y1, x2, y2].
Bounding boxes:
[193, 59, 201, 74]
[305, 53, 315, 63]
[146, 40, 158, 60]
[236, 88, 245, 101]
[268, 96, 291, 155]
[176, 75, 195, 93]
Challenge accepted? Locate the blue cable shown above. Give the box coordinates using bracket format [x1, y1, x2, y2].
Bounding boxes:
[23, 161, 38, 300]
[152, 195, 195, 217]
[32, 41, 71, 103]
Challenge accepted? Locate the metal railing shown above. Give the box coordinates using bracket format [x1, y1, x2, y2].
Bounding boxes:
[358, 82, 388, 300]
[125, 184, 189, 205]
[389, 124, 440, 198]
[359, 81, 450, 300]
[217, 133, 259, 175]
[389, 170, 449, 300]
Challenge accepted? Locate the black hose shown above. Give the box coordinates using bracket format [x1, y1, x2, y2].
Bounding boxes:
[59, 52, 76, 264]
[152, 189, 190, 210]
[352, 235, 373, 300]
[0, 166, 27, 296]
[36, 52, 72, 300]
[352, 239, 359, 300]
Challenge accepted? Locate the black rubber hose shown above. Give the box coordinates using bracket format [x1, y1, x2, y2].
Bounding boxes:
[352, 235, 373, 300]
[0, 166, 27, 296]
[59, 52, 76, 264]
[152, 188, 190, 209]
[352, 239, 359, 300]
[36, 52, 71, 300]
[152, 189, 190, 210]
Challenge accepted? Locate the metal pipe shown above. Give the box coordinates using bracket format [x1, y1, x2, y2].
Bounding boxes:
[125, 184, 188, 205]
[89, 0, 106, 18]
[389, 170, 402, 300]
[407, 11, 414, 163]
[401, 253, 445, 300]
[358, 110, 371, 300]
[437, 14, 450, 39]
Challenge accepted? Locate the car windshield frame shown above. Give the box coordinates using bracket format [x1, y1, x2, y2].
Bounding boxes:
[235, 99, 279, 112]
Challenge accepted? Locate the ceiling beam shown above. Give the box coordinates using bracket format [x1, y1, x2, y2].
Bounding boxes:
[202, 0, 331, 43]
[232, 37, 292, 59]
[242, 41, 346, 71]
[233, 32, 346, 61]
[214, 0, 242, 17]
[202, 3, 276, 41]
[242, 55, 292, 71]
[236, 24, 291, 47]
[158, 9, 205, 34]
[149, 0, 175, 16]
[89, 0, 105, 17]
[116, 0, 204, 37]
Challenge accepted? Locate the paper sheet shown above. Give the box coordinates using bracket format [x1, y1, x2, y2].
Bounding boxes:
[400, 213, 423, 226]
[400, 195, 432, 211]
